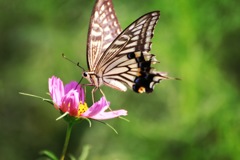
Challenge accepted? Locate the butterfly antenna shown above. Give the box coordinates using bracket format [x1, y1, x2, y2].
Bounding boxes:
[76, 62, 85, 71]
[77, 76, 84, 85]
[73, 76, 84, 91]
[62, 53, 85, 71]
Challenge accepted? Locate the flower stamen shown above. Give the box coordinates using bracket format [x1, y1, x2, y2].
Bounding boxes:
[78, 102, 88, 115]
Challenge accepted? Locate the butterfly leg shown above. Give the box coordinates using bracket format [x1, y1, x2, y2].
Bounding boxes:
[91, 87, 98, 103]
[91, 87, 108, 105]
[99, 88, 106, 99]
[99, 88, 113, 111]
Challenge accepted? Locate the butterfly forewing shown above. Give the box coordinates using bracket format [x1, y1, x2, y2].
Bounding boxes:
[87, 0, 121, 71]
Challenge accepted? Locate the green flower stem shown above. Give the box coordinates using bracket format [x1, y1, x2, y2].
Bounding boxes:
[60, 122, 74, 160]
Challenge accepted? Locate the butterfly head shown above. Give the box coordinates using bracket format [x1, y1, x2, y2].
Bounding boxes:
[82, 71, 90, 80]
[82, 72, 88, 77]
[82, 71, 92, 86]
[82, 71, 102, 88]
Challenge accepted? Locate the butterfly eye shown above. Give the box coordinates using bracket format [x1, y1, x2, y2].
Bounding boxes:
[83, 72, 88, 77]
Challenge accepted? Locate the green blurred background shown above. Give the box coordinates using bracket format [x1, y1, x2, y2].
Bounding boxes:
[1, 0, 240, 159]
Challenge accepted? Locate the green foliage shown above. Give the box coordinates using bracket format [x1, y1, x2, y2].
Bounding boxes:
[1, 0, 240, 159]
[39, 150, 58, 160]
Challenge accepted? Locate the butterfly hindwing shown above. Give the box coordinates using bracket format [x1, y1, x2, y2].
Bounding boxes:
[102, 51, 169, 93]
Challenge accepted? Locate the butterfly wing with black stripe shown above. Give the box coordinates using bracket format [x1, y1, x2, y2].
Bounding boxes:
[87, 0, 121, 71]
[95, 11, 169, 93]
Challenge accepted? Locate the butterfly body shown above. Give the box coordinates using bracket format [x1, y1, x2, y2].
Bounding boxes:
[83, 0, 169, 95]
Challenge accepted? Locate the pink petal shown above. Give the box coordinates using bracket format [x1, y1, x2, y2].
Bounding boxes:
[64, 81, 78, 93]
[81, 97, 109, 118]
[61, 90, 79, 116]
[65, 81, 85, 103]
[60, 96, 68, 113]
[88, 109, 127, 120]
[81, 97, 127, 120]
[48, 76, 64, 107]
[68, 91, 80, 116]
[79, 85, 85, 103]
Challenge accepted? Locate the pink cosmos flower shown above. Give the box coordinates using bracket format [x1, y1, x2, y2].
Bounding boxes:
[48, 76, 127, 120]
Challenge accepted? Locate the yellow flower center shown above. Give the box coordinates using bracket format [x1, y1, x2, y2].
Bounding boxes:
[78, 102, 88, 115]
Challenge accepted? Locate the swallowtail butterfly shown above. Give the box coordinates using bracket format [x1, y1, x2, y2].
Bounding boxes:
[83, 0, 170, 97]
